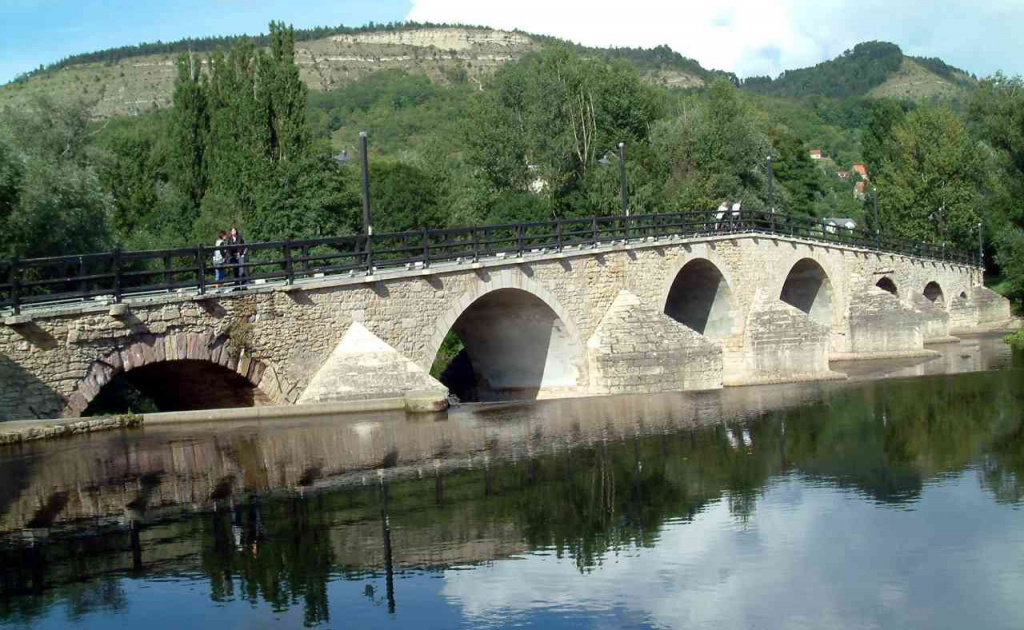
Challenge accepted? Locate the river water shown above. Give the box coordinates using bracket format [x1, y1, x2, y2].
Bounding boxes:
[1, 335, 1023, 629]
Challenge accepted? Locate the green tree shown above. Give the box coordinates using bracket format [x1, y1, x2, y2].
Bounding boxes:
[96, 111, 174, 244]
[0, 97, 112, 258]
[862, 99, 907, 174]
[169, 52, 209, 230]
[465, 47, 665, 218]
[874, 106, 985, 249]
[767, 127, 823, 217]
[969, 74, 1024, 301]
[653, 80, 772, 212]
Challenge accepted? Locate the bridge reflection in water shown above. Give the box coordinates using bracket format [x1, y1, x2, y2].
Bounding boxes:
[0, 336, 1022, 627]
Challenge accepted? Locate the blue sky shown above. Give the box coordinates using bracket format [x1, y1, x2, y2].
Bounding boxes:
[2, 0, 1020, 85]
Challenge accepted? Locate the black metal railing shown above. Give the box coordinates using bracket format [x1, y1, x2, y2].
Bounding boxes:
[0, 210, 977, 315]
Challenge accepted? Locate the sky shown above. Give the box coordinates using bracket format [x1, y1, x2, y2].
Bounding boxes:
[1, 0, 1021, 85]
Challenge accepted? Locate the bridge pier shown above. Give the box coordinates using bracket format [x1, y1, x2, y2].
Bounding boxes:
[725, 289, 843, 386]
[831, 287, 937, 361]
[587, 290, 722, 394]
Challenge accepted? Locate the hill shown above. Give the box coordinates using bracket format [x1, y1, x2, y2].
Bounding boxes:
[0, 24, 714, 118]
[742, 41, 975, 101]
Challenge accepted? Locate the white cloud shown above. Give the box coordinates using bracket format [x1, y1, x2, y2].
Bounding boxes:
[406, 0, 1023, 78]
[439, 476, 1024, 629]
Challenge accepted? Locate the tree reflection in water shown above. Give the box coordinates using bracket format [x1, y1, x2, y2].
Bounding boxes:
[0, 369, 1022, 626]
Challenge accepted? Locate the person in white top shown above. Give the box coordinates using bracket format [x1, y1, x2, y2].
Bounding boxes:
[716, 200, 729, 231]
[213, 230, 226, 285]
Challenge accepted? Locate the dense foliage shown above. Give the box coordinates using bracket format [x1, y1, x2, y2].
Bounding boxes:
[2, 25, 1023, 312]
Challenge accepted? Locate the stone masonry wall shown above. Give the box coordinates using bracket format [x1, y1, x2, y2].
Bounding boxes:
[587, 290, 722, 394]
[732, 289, 837, 385]
[0, 234, 994, 421]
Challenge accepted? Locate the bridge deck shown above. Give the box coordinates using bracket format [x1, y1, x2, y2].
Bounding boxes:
[1, 210, 977, 319]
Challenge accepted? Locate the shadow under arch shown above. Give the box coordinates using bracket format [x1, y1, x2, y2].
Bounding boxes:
[663, 258, 736, 338]
[924, 281, 945, 308]
[427, 278, 584, 402]
[876, 277, 899, 296]
[780, 258, 834, 327]
[67, 333, 285, 417]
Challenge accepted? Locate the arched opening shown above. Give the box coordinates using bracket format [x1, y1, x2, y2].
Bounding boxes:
[83, 360, 271, 416]
[876, 277, 898, 296]
[780, 259, 833, 327]
[431, 288, 580, 402]
[923, 281, 945, 307]
[664, 259, 735, 337]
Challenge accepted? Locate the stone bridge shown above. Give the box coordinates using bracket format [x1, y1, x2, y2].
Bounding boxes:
[0, 232, 1013, 420]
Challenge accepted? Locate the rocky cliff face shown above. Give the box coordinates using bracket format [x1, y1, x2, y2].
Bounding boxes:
[328, 27, 534, 51]
[0, 27, 541, 118]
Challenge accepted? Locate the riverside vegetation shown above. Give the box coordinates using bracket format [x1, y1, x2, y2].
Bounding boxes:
[1, 25, 1023, 306]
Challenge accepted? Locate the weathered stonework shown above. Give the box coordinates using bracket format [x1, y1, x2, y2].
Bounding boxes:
[0, 233, 1010, 421]
[587, 290, 722, 394]
[298, 323, 447, 405]
[732, 288, 841, 386]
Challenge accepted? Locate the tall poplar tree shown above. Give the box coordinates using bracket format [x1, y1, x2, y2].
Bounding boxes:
[169, 52, 209, 231]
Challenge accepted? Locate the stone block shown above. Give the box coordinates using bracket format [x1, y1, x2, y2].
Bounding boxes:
[587, 290, 723, 394]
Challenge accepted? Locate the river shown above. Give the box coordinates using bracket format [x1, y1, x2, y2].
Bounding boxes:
[1, 335, 1022, 629]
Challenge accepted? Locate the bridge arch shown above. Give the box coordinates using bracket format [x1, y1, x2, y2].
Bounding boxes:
[923, 281, 945, 309]
[663, 257, 737, 338]
[65, 333, 287, 417]
[876, 277, 899, 296]
[779, 258, 834, 327]
[426, 270, 585, 401]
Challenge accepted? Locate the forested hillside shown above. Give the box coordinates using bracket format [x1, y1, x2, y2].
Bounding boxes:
[0, 24, 719, 119]
[742, 41, 976, 101]
[2, 22, 1023, 309]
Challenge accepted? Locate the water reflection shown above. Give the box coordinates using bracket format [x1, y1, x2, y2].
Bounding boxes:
[0, 337, 1022, 628]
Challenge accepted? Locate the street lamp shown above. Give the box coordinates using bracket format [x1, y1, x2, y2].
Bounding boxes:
[978, 222, 984, 268]
[872, 186, 880, 247]
[766, 155, 774, 213]
[599, 142, 629, 217]
[359, 132, 372, 237]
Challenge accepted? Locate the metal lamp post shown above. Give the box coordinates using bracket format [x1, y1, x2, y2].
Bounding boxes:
[766, 155, 774, 213]
[359, 132, 372, 237]
[872, 186, 880, 248]
[978, 222, 984, 268]
[617, 142, 629, 218]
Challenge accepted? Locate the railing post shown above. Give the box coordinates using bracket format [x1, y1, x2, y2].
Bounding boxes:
[112, 248, 123, 304]
[284, 240, 294, 285]
[422, 227, 430, 268]
[163, 254, 172, 294]
[591, 217, 598, 247]
[196, 245, 206, 296]
[365, 234, 374, 276]
[78, 256, 87, 300]
[10, 257, 21, 316]
[517, 224, 525, 258]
